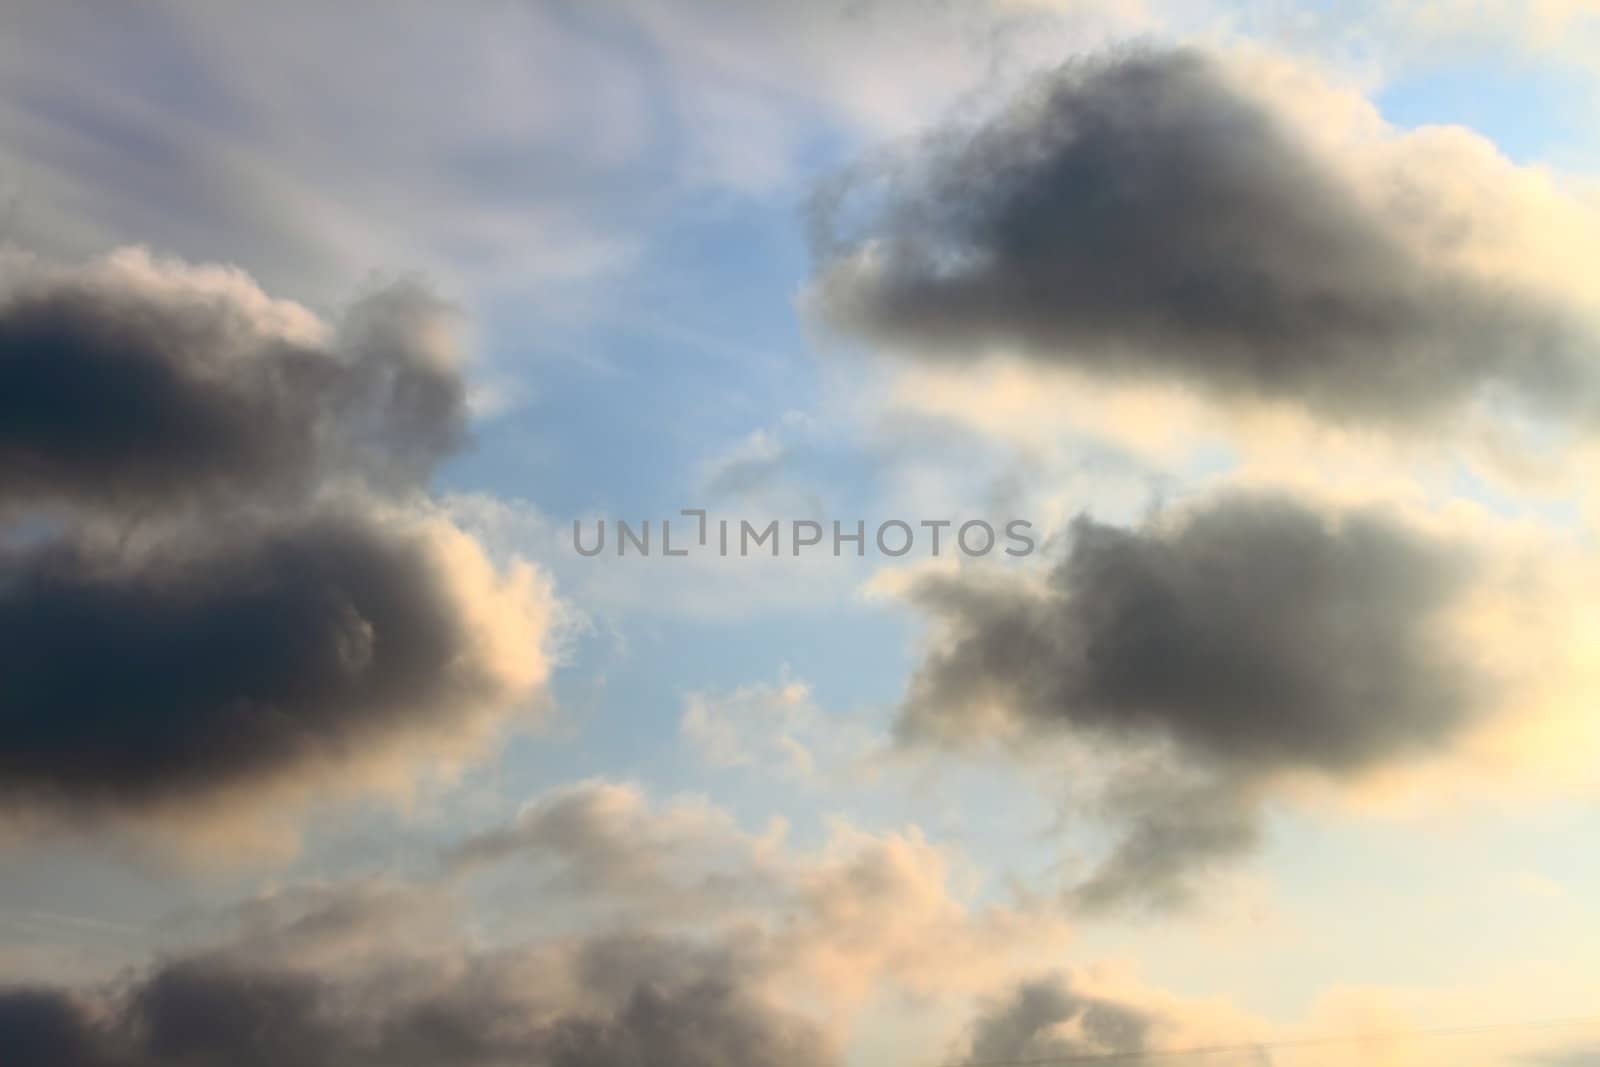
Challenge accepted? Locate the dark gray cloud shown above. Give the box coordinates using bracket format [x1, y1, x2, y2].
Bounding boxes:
[0, 940, 836, 1067]
[0, 781, 1229, 1067]
[1069, 774, 1262, 914]
[537, 974, 835, 1067]
[898, 492, 1485, 909]
[0, 988, 118, 1067]
[0, 845, 834, 1066]
[0, 508, 527, 813]
[963, 975, 1157, 1063]
[902, 493, 1478, 770]
[0, 257, 466, 516]
[960, 974, 1270, 1067]
[810, 47, 1598, 427]
[0, 251, 547, 824]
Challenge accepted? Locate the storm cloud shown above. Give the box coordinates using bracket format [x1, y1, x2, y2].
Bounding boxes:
[958, 972, 1270, 1067]
[810, 47, 1600, 428]
[1068, 774, 1263, 914]
[0, 804, 855, 1067]
[898, 492, 1488, 908]
[0, 249, 466, 515]
[0, 945, 836, 1067]
[0, 778, 1251, 1065]
[0, 250, 552, 826]
[961, 974, 1158, 1063]
[0, 508, 547, 813]
[901, 493, 1480, 769]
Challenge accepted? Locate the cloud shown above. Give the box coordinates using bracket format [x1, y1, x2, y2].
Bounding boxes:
[614, 0, 1145, 192]
[0, 505, 552, 818]
[680, 673, 880, 787]
[959, 972, 1273, 1066]
[892, 491, 1510, 909]
[962, 974, 1157, 1063]
[0, 793, 963, 1066]
[0, 247, 464, 515]
[443, 780, 1073, 1012]
[445, 780, 790, 921]
[0, 841, 831, 1067]
[900, 492, 1480, 771]
[809, 46, 1600, 432]
[0, 941, 837, 1067]
[443, 779, 1083, 1016]
[0, 3, 648, 302]
[1068, 773, 1263, 915]
[0, 249, 558, 837]
[0, 778, 1279, 1065]
[0, 1, 1133, 301]
[701, 421, 802, 503]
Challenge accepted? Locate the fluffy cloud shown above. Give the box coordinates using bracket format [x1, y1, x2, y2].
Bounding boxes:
[679, 674, 881, 787]
[445, 779, 790, 921]
[0, 780, 1264, 1066]
[0, 1, 1135, 305]
[888, 490, 1598, 909]
[0, 787, 838, 1067]
[958, 973, 1275, 1066]
[0, 248, 464, 514]
[810, 46, 1600, 432]
[1068, 773, 1263, 915]
[0, 506, 552, 817]
[0, 249, 557, 834]
[0, 940, 835, 1067]
[447, 780, 1083, 1015]
[900, 493, 1480, 772]
[962, 974, 1157, 1063]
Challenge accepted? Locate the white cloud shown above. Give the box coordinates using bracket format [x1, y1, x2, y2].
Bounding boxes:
[680, 671, 882, 786]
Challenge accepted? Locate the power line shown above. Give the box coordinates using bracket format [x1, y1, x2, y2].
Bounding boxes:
[941, 1013, 1600, 1067]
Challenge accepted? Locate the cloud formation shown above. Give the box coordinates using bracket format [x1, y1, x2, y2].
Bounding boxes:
[810, 47, 1600, 430]
[0, 939, 835, 1067]
[0, 779, 1264, 1066]
[963, 974, 1157, 1063]
[960, 972, 1272, 1066]
[0, 508, 549, 815]
[0, 787, 988, 1067]
[0, 248, 464, 515]
[896, 491, 1492, 908]
[0, 789, 831, 1066]
[901, 493, 1479, 770]
[0, 249, 555, 832]
[444, 780, 1084, 1014]
[445, 779, 790, 921]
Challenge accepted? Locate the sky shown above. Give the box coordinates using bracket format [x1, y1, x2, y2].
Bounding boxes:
[2, 2, 1600, 1066]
